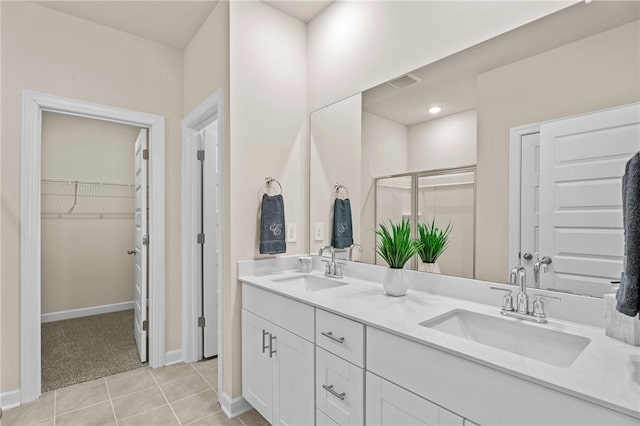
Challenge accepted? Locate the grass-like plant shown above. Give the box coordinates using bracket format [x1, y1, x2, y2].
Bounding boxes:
[375, 219, 422, 269]
[416, 220, 452, 264]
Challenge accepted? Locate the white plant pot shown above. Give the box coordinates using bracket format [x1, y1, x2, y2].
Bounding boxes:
[383, 268, 408, 297]
[418, 262, 441, 274]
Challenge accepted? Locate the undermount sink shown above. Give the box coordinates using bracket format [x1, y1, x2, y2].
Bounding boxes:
[420, 309, 590, 368]
[271, 274, 348, 292]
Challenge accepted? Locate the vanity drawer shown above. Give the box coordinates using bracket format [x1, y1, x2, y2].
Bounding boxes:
[317, 410, 340, 426]
[316, 309, 365, 367]
[242, 283, 314, 341]
[316, 347, 364, 426]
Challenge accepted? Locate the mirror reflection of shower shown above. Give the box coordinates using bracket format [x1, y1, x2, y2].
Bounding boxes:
[373, 166, 476, 278]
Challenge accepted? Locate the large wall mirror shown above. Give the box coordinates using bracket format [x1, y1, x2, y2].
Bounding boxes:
[309, 2, 640, 298]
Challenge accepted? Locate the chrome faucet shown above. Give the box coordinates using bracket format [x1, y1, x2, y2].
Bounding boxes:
[533, 256, 552, 288]
[490, 265, 561, 324]
[511, 266, 528, 314]
[347, 243, 362, 262]
[319, 246, 343, 278]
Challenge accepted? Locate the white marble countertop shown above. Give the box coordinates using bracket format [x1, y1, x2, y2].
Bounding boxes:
[239, 269, 640, 419]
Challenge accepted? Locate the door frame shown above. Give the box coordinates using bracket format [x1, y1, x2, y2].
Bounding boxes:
[21, 90, 166, 403]
[508, 124, 541, 274]
[181, 90, 224, 395]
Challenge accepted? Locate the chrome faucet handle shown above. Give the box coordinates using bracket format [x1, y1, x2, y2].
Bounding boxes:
[334, 263, 343, 278]
[534, 256, 552, 286]
[531, 293, 561, 321]
[490, 287, 514, 312]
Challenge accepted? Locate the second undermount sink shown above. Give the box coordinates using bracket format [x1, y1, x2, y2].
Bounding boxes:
[271, 274, 348, 292]
[420, 309, 590, 368]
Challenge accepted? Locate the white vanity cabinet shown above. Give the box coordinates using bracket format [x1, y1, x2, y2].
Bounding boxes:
[242, 286, 315, 426]
[315, 309, 366, 426]
[241, 280, 638, 426]
[366, 373, 463, 426]
[366, 327, 637, 426]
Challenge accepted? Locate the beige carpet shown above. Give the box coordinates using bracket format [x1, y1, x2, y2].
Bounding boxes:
[41, 309, 142, 392]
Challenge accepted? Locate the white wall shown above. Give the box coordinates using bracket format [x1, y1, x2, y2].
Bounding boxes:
[41, 112, 140, 315]
[182, 0, 232, 396]
[476, 20, 640, 284]
[229, 0, 307, 398]
[1, 1, 184, 393]
[307, 1, 573, 110]
[407, 110, 477, 172]
[310, 94, 362, 255]
[361, 111, 408, 263]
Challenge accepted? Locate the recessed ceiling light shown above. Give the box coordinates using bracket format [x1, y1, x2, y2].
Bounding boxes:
[428, 106, 442, 114]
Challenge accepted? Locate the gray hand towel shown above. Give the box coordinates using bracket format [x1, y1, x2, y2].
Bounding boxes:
[332, 198, 353, 249]
[617, 152, 640, 317]
[259, 194, 286, 255]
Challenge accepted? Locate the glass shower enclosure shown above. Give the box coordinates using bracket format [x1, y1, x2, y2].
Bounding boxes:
[374, 166, 476, 278]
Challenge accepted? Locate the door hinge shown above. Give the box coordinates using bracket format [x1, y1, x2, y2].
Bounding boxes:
[143, 149, 149, 160]
[143, 234, 149, 246]
[198, 316, 206, 327]
[197, 233, 205, 245]
[197, 150, 205, 161]
[142, 320, 149, 331]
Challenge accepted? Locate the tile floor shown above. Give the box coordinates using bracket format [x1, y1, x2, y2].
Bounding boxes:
[1, 359, 268, 426]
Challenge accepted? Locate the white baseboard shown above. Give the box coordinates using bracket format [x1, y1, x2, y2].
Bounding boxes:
[164, 350, 183, 366]
[219, 392, 252, 419]
[1, 389, 21, 410]
[41, 301, 135, 323]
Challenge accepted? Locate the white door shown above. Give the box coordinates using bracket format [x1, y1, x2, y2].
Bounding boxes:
[519, 133, 541, 284]
[202, 121, 219, 358]
[539, 104, 640, 297]
[134, 128, 148, 362]
[366, 372, 463, 426]
[272, 324, 315, 426]
[242, 309, 273, 422]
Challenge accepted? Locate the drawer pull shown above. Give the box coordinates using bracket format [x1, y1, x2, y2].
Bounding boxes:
[321, 331, 345, 344]
[262, 329, 269, 353]
[269, 334, 277, 358]
[322, 384, 346, 401]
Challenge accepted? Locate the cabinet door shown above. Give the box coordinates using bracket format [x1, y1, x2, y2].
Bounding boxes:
[366, 373, 463, 426]
[316, 347, 364, 425]
[318, 409, 341, 426]
[242, 309, 273, 422]
[272, 324, 315, 426]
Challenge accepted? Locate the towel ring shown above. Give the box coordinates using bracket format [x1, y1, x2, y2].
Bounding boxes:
[259, 176, 283, 201]
[334, 183, 349, 199]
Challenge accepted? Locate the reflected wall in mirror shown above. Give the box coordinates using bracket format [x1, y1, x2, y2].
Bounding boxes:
[309, 94, 362, 256]
[309, 2, 640, 297]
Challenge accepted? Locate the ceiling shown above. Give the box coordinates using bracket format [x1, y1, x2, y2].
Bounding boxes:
[33, 1, 219, 49]
[263, 0, 334, 22]
[363, 1, 640, 126]
[34, 0, 334, 49]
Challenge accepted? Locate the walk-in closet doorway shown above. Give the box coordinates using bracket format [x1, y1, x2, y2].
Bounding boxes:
[21, 91, 166, 404]
[40, 112, 147, 392]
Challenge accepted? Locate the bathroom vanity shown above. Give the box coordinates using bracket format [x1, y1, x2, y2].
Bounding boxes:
[239, 257, 640, 426]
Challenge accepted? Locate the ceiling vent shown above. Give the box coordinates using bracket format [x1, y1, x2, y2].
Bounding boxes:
[386, 73, 422, 89]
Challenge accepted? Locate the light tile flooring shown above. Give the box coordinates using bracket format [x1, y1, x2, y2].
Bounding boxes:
[2, 359, 268, 426]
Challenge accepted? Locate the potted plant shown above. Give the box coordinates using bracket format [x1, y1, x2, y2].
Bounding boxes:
[416, 219, 452, 274]
[375, 219, 422, 296]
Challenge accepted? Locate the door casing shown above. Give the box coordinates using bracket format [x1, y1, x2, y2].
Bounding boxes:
[181, 90, 225, 397]
[20, 90, 166, 404]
